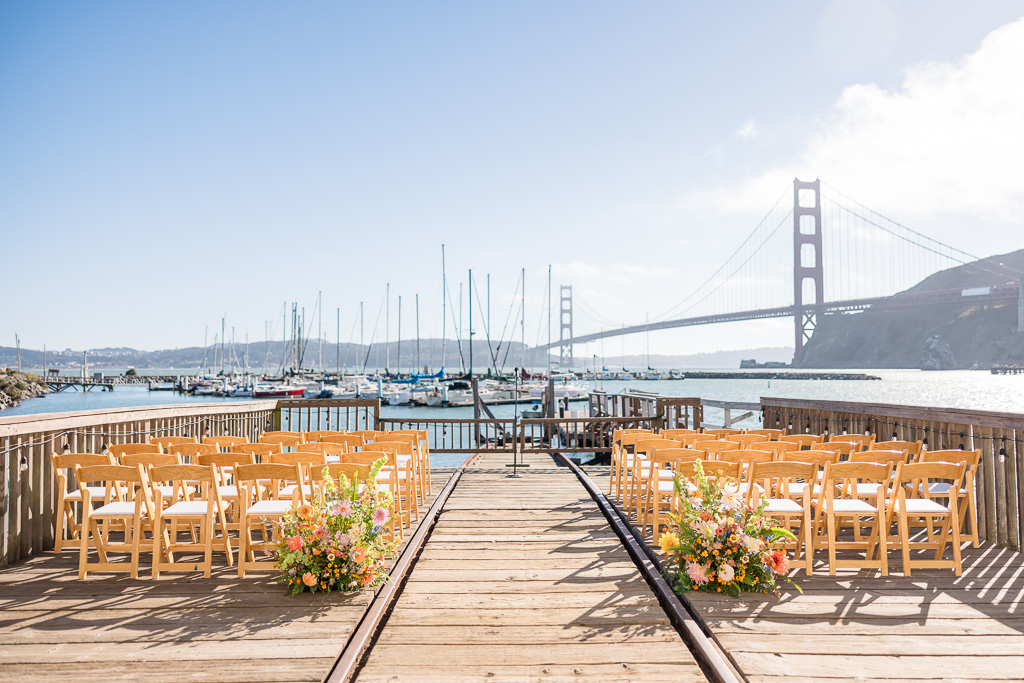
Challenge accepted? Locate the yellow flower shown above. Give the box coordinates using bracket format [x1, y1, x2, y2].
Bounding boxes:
[658, 532, 680, 553]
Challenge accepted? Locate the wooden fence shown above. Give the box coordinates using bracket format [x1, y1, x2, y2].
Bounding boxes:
[0, 401, 277, 567]
[762, 396, 1024, 552]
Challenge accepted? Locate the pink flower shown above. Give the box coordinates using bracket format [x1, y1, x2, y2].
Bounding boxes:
[339, 501, 354, 519]
[327, 501, 343, 516]
[335, 532, 351, 548]
[767, 549, 790, 574]
[685, 561, 711, 586]
[287, 535, 303, 552]
[372, 507, 388, 525]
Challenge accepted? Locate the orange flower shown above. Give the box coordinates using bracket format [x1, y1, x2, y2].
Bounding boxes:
[351, 546, 368, 564]
[297, 504, 314, 521]
[302, 572, 317, 587]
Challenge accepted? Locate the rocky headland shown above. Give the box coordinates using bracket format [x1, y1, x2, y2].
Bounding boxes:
[0, 370, 51, 411]
[799, 249, 1024, 369]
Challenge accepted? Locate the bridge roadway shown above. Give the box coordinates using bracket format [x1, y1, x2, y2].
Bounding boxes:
[535, 282, 1021, 351]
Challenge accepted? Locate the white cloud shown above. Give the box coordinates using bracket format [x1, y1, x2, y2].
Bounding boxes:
[735, 120, 758, 140]
[683, 17, 1024, 243]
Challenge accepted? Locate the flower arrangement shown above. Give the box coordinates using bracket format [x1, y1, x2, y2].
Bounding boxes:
[659, 461, 801, 597]
[275, 458, 399, 595]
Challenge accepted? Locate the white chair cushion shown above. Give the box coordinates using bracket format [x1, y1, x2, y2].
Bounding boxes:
[218, 485, 239, 499]
[66, 486, 108, 501]
[895, 498, 950, 514]
[279, 484, 313, 497]
[927, 482, 967, 496]
[162, 501, 218, 516]
[247, 500, 293, 516]
[830, 499, 878, 514]
[764, 498, 803, 514]
[92, 501, 137, 517]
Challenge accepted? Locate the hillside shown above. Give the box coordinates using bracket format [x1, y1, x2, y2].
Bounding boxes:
[799, 249, 1024, 369]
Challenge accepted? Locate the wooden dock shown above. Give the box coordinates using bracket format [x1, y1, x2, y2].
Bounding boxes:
[5, 453, 1024, 681]
[685, 543, 1024, 682]
[0, 473, 453, 681]
[350, 452, 706, 682]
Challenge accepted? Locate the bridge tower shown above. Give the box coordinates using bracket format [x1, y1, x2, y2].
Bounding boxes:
[793, 178, 824, 365]
[559, 285, 574, 368]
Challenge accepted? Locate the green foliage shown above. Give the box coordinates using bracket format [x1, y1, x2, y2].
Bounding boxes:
[125, 368, 138, 376]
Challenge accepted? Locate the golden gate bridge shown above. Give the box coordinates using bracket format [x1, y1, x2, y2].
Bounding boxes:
[536, 179, 1023, 365]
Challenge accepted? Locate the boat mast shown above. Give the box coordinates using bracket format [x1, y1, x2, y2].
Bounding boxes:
[521, 267, 526, 373]
[336, 307, 340, 376]
[415, 293, 421, 372]
[360, 301, 364, 372]
[220, 316, 225, 375]
[397, 295, 402, 376]
[547, 264, 552, 374]
[385, 282, 390, 374]
[468, 269, 473, 378]
[441, 244, 447, 375]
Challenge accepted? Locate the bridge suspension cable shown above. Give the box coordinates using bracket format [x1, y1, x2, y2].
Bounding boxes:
[648, 184, 793, 323]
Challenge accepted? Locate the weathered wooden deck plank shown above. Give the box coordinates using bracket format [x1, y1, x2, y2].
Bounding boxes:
[579, 466, 1024, 682]
[351, 453, 707, 682]
[0, 470, 456, 681]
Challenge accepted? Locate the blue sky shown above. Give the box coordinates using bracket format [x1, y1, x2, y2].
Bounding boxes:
[2, 1, 1023, 360]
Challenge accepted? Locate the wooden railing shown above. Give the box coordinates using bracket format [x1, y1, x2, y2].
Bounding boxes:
[276, 398, 380, 433]
[0, 401, 277, 567]
[762, 396, 1024, 552]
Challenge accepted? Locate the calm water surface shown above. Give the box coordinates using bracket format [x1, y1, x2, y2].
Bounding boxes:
[7, 370, 1022, 418]
[6, 370, 1021, 467]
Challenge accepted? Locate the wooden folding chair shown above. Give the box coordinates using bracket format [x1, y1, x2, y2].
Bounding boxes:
[203, 435, 247, 451]
[748, 460, 818, 575]
[52, 452, 115, 553]
[235, 462, 303, 577]
[197, 452, 257, 542]
[373, 437, 422, 509]
[367, 443, 417, 524]
[230, 442, 282, 462]
[730, 433, 771, 449]
[303, 430, 345, 443]
[778, 433, 825, 449]
[151, 435, 198, 453]
[322, 433, 365, 452]
[704, 428, 742, 438]
[150, 464, 233, 578]
[627, 438, 681, 519]
[718, 449, 774, 499]
[108, 443, 160, 459]
[168, 442, 219, 463]
[74, 464, 151, 579]
[260, 432, 304, 451]
[889, 462, 966, 576]
[817, 462, 894, 576]
[745, 428, 785, 441]
[301, 441, 350, 461]
[671, 460, 742, 518]
[659, 428, 700, 439]
[764, 440, 803, 457]
[916, 449, 981, 548]
[610, 430, 655, 501]
[270, 451, 326, 501]
[390, 429, 432, 496]
[871, 440, 923, 460]
[341, 452, 403, 537]
[640, 448, 702, 543]
[828, 434, 875, 451]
